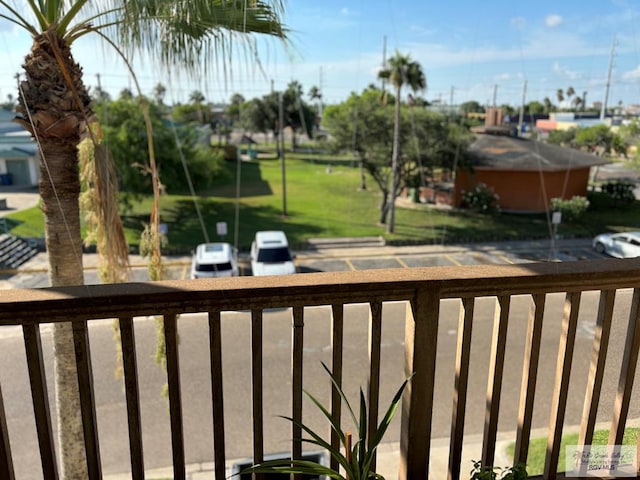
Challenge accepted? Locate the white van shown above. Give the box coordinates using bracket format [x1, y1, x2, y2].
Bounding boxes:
[190, 242, 239, 279]
[250, 231, 296, 276]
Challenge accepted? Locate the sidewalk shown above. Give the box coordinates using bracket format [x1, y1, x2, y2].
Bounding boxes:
[102, 433, 515, 479]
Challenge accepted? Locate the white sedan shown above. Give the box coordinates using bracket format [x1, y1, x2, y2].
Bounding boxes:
[592, 232, 640, 258]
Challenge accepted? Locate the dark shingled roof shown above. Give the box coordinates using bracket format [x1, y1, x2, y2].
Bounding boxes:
[468, 134, 610, 171]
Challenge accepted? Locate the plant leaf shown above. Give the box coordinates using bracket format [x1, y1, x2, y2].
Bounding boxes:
[321, 361, 359, 429]
[303, 387, 347, 446]
[362, 375, 413, 472]
[279, 415, 353, 477]
[241, 458, 346, 480]
[358, 388, 367, 470]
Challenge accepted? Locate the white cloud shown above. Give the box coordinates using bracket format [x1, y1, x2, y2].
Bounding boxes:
[622, 65, 640, 80]
[510, 17, 527, 30]
[545, 14, 563, 28]
[340, 7, 350, 16]
[552, 61, 581, 80]
[409, 24, 437, 36]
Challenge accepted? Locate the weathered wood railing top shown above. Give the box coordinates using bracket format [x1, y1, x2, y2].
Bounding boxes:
[2, 259, 640, 321]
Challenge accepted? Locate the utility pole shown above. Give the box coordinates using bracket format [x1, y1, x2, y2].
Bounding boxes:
[319, 66, 324, 119]
[492, 84, 498, 108]
[449, 86, 455, 116]
[518, 80, 527, 135]
[279, 91, 287, 217]
[600, 34, 616, 121]
[381, 35, 387, 92]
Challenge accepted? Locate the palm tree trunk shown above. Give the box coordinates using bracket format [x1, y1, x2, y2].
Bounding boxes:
[387, 87, 402, 233]
[16, 27, 91, 479]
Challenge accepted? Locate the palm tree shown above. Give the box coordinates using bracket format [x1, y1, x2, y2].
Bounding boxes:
[1, 1, 287, 477]
[377, 51, 426, 233]
[556, 88, 565, 106]
[308, 85, 323, 120]
[153, 82, 167, 105]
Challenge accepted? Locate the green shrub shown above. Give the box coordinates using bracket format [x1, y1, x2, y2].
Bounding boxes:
[461, 183, 499, 213]
[600, 181, 636, 205]
[470, 461, 528, 480]
[550, 196, 589, 223]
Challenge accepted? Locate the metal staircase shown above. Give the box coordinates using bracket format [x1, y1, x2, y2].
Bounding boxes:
[0, 233, 39, 270]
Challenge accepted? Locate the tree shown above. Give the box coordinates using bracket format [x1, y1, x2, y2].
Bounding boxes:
[2, 1, 287, 477]
[543, 97, 553, 113]
[100, 96, 226, 194]
[459, 100, 485, 114]
[572, 96, 582, 110]
[525, 100, 545, 115]
[574, 125, 616, 154]
[556, 88, 565, 105]
[308, 85, 323, 121]
[284, 81, 316, 147]
[566, 86, 575, 105]
[227, 93, 245, 126]
[377, 51, 426, 232]
[240, 84, 315, 148]
[153, 82, 167, 105]
[323, 88, 470, 225]
[189, 90, 206, 104]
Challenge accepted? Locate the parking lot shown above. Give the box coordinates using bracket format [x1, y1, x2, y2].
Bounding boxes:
[293, 237, 603, 274]
[0, 237, 607, 289]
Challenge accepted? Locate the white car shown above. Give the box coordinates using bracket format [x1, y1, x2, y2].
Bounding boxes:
[190, 242, 239, 279]
[250, 230, 296, 276]
[592, 232, 640, 258]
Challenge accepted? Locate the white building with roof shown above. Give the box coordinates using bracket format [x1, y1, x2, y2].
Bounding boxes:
[0, 108, 39, 187]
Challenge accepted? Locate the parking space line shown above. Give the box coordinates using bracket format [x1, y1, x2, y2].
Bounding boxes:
[395, 257, 409, 268]
[445, 254, 462, 266]
[345, 259, 356, 271]
[498, 254, 514, 264]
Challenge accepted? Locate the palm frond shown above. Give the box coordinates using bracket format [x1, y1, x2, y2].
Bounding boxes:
[0, 3, 39, 35]
[111, 0, 289, 78]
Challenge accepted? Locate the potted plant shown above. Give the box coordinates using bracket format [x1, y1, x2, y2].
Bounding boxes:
[241, 362, 412, 480]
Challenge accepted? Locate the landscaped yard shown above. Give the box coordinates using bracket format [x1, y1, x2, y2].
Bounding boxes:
[4, 154, 640, 253]
[505, 427, 639, 476]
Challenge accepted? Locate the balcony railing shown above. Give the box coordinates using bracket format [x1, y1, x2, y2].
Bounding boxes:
[1, 258, 640, 479]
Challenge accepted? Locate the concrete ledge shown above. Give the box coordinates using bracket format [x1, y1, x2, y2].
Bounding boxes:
[306, 236, 385, 249]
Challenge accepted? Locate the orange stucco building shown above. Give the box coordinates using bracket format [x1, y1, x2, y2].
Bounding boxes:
[454, 133, 609, 213]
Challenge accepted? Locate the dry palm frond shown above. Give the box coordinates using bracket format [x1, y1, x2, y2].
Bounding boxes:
[79, 122, 131, 284]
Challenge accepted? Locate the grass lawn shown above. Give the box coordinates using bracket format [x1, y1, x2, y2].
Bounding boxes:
[505, 428, 639, 476]
[4, 154, 640, 253]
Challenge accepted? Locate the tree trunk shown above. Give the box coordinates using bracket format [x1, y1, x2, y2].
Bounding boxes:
[379, 189, 389, 224]
[16, 26, 92, 479]
[387, 86, 402, 234]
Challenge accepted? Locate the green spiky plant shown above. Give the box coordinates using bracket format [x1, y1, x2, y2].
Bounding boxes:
[242, 363, 412, 480]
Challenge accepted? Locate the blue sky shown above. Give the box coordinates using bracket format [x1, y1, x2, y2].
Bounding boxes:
[1, 0, 640, 108]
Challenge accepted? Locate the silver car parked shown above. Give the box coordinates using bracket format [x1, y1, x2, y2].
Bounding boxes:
[592, 231, 640, 258]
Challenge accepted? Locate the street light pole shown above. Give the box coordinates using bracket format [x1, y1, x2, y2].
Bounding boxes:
[279, 91, 287, 217]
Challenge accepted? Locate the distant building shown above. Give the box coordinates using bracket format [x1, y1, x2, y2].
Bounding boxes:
[535, 112, 606, 133]
[0, 109, 39, 187]
[454, 133, 609, 212]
